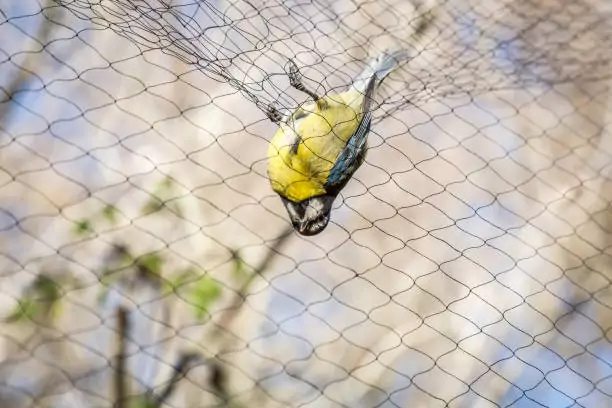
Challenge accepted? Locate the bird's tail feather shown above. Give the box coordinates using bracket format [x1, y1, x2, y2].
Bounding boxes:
[351, 49, 409, 95]
[350, 0, 439, 96]
[370, 49, 410, 83]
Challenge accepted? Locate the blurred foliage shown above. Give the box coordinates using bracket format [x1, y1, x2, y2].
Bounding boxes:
[187, 276, 223, 321]
[73, 219, 93, 237]
[142, 198, 164, 216]
[95, 248, 229, 326]
[5, 273, 76, 324]
[163, 267, 198, 295]
[102, 203, 119, 225]
[73, 174, 181, 240]
[141, 175, 183, 217]
[3, 173, 255, 405]
[129, 396, 157, 408]
[73, 203, 119, 237]
[6, 298, 42, 323]
[230, 250, 249, 283]
[97, 245, 225, 323]
[135, 252, 164, 281]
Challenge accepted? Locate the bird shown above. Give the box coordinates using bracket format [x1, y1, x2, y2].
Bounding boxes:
[265, 49, 409, 236]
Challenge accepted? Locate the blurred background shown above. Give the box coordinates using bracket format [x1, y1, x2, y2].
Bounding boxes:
[0, 0, 611, 407]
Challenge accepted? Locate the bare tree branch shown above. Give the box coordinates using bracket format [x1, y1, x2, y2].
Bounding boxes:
[153, 352, 204, 407]
[211, 226, 294, 341]
[114, 306, 130, 408]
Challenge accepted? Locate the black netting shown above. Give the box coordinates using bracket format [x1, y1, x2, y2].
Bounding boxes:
[1, 0, 611, 407]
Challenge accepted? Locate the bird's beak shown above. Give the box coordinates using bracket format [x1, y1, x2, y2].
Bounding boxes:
[281, 195, 336, 236]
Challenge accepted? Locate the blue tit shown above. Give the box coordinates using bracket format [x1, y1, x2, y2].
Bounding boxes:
[266, 49, 408, 235]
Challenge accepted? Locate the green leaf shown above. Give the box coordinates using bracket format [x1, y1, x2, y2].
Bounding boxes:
[6, 274, 65, 323]
[128, 394, 157, 408]
[140, 176, 178, 216]
[135, 252, 164, 284]
[231, 251, 249, 282]
[5, 298, 39, 323]
[160, 175, 175, 192]
[141, 198, 164, 216]
[31, 275, 61, 303]
[188, 276, 222, 321]
[102, 204, 118, 225]
[73, 219, 93, 236]
[100, 268, 118, 284]
[137, 253, 163, 274]
[163, 267, 198, 295]
[115, 244, 133, 265]
[50, 300, 63, 321]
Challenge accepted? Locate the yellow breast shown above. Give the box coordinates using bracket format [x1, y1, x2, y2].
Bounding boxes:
[267, 91, 364, 202]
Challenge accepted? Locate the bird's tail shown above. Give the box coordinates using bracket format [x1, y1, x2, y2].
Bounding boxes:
[350, 49, 409, 96]
[350, 0, 439, 97]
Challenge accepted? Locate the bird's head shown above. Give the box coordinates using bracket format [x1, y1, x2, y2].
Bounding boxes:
[280, 194, 336, 236]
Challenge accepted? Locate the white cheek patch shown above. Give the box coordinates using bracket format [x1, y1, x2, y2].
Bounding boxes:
[305, 198, 325, 221]
[286, 203, 300, 220]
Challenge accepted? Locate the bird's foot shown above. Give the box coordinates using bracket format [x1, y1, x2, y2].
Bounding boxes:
[266, 104, 283, 124]
[287, 59, 321, 103]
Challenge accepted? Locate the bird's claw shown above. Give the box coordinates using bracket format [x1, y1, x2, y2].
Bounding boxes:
[287, 60, 303, 88]
[266, 104, 283, 124]
[287, 59, 321, 102]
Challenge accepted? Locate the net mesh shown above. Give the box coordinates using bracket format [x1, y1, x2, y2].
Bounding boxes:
[1, 0, 611, 407]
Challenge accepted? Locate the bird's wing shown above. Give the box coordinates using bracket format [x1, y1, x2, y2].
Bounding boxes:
[320, 65, 377, 190]
[324, 110, 372, 189]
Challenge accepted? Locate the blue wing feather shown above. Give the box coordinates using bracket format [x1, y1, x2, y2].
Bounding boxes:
[325, 111, 372, 188]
